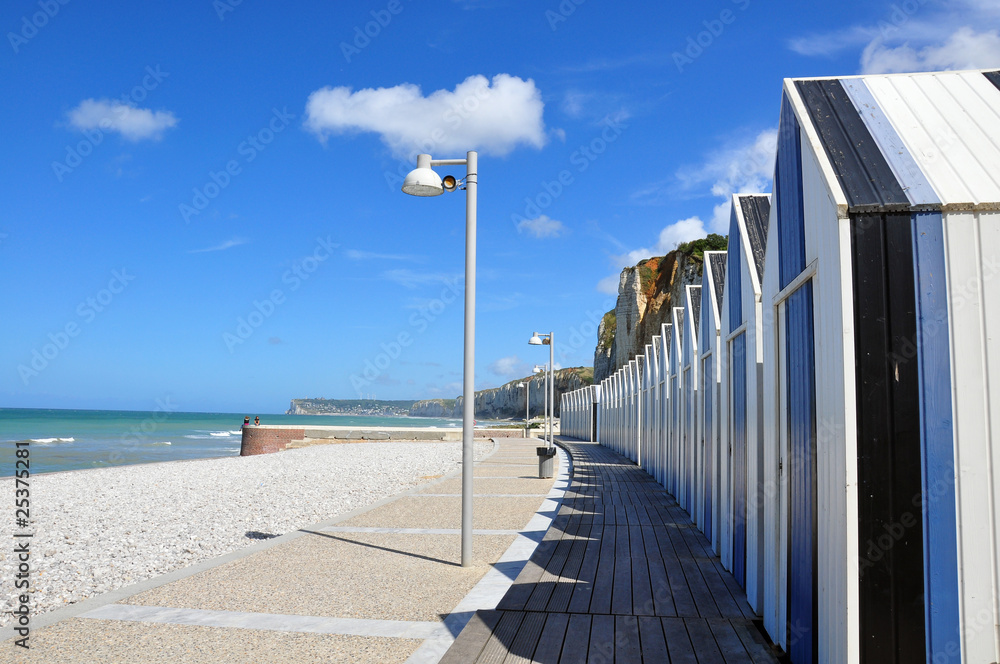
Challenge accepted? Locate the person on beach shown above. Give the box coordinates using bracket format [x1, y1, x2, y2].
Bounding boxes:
[254, 416, 260, 426]
[243, 416, 250, 427]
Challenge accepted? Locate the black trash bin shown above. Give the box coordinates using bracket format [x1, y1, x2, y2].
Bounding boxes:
[537, 446, 556, 478]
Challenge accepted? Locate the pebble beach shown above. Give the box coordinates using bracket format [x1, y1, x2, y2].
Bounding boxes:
[0, 441, 492, 627]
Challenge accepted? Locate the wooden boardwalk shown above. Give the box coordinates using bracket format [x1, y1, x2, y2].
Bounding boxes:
[439, 439, 780, 664]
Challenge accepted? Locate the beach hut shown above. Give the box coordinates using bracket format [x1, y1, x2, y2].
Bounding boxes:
[656, 323, 672, 488]
[680, 286, 701, 516]
[668, 307, 685, 496]
[760, 69, 1000, 664]
[700, 251, 727, 551]
[639, 342, 655, 476]
[719, 193, 771, 613]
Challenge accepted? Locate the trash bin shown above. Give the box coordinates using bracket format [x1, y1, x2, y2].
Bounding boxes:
[537, 446, 556, 479]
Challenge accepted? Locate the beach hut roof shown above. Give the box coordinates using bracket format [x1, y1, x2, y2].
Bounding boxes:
[789, 69, 1000, 211]
[708, 252, 726, 313]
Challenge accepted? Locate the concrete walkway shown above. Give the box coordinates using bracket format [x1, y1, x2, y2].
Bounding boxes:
[0, 438, 567, 663]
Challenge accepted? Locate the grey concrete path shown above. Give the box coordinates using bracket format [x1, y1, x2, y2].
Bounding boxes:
[0, 438, 567, 663]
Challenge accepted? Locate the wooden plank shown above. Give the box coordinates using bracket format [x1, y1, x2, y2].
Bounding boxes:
[641, 526, 677, 617]
[615, 615, 642, 664]
[478, 612, 525, 664]
[611, 525, 634, 614]
[567, 524, 603, 613]
[525, 537, 574, 611]
[588, 614, 616, 662]
[546, 530, 591, 612]
[637, 616, 669, 664]
[589, 525, 617, 614]
[559, 614, 592, 664]
[685, 618, 725, 664]
[629, 525, 654, 616]
[730, 619, 780, 664]
[503, 611, 547, 664]
[529, 613, 569, 664]
[661, 617, 698, 664]
[438, 610, 502, 664]
[706, 618, 753, 664]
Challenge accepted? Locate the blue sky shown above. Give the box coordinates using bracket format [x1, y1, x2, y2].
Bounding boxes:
[2, 0, 997, 414]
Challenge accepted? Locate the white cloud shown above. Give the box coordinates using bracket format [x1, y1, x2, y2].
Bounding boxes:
[346, 249, 421, 261]
[861, 27, 1000, 73]
[382, 269, 461, 289]
[613, 216, 709, 268]
[304, 74, 546, 158]
[489, 355, 530, 378]
[790, 1, 1000, 74]
[188, 237, 248, 254]
[516, 215, 565, 239]
[67, 99, 178, 142]
[600, 129, 777, 292]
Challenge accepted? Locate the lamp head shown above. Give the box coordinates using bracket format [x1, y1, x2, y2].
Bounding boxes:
[401, 154, 443, 196]
[528, 332, 543, 345]
[442, 175, 459, 192]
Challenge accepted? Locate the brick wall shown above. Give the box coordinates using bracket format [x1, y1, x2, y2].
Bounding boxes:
[240, 426, 305, 456]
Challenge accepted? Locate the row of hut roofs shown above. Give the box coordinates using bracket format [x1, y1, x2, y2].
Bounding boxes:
[559, 68, 1000, 664]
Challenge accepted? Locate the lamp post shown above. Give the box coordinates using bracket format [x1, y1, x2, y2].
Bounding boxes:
[529, 332, 555, 449]
[518, 381, 529, 436]
[401, 151, 477, 568]
[532, 364, 547, 444]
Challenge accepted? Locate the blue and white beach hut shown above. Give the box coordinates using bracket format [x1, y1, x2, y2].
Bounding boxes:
[700, 251, 727, 551]
[760, 69, 1000, 664]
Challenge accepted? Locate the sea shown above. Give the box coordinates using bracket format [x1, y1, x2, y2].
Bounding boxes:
[0, 408, 462, 477]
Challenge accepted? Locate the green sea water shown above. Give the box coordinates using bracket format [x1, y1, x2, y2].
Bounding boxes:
[0, 408, 462, 477]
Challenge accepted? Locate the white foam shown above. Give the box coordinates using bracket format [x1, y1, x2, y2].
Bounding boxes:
[31, 437, 75, 444]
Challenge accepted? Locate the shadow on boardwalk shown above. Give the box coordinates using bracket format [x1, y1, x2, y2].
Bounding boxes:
[440, 439, 781, 663]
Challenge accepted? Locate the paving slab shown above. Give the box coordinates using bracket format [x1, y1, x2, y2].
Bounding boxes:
[0, 618, 420, 664]
[336, 496, 547, 531]
[122, 532, 516, 622]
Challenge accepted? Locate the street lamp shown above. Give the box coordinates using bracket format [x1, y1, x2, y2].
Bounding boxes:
[517, 381, 530, 436]
[529, 332, 555, 449]
[532, 365, 547, 444]
[401, 151, 477, 568]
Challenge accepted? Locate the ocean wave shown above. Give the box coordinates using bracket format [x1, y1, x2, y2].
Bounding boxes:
[149, 441, 172, 446]
[209, 430, 241, 437]
[30, 437, 75, 444]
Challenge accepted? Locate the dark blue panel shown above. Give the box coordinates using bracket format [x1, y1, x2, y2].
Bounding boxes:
[686, 369, 694, 512]
[731, 333, 747, 588]
[740, 194, 771, 284]
[703, 354, 714, 540]
[912, 212, 960, 663]
[728, 208, 744, 332]
[710, 252, 727, 316]
[776, 94, 806, 289]
[795, 79, 908, 210]
[701, 280, 712, 354]
[985, 70, 1000, 92]
[786, 283, 816, 664]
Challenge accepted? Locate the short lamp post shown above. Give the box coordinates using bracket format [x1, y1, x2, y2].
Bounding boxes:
[529, 332, 555, 449]
[401, 151, 477, 568]
[518, 381, 529, 435]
